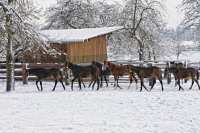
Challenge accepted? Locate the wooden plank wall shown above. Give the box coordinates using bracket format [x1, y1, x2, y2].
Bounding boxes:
[67, 35, 107, 63]
[17, 35, 108, 64]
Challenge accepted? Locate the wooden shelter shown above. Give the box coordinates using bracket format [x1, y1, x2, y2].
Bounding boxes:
[41, 26, 123, 63]
[18, 27, 123, 63]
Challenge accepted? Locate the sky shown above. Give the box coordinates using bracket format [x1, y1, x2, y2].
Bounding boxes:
[34, 0, 184, 29]
[162, 0, 183, 29]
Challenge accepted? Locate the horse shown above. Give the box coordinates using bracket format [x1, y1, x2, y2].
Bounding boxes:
[129, 65, 164, 92]
[65, 61, 100, 91]
[88, 61, 111, 88]
[104, 61, 137, 89]
[164, 66, 200, 91]
[167, 61, 186, 85]
[25, 68, 65, 91]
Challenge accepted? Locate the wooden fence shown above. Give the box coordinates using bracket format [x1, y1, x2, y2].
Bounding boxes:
[0, 63, 64, 84]
[0, 60, 200, 84]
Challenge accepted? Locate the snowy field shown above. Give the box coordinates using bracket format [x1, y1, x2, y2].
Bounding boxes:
[0, 80, 200, 133]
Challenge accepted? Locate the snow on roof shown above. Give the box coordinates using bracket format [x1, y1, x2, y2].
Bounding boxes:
[40, 26, 123, 44]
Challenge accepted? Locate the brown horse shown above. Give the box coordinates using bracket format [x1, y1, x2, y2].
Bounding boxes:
[65, 61, 100, 91]
[166, 61, 186, 85]
[129, 65, 164, 92]
[104, 61, 137, 89]
[25, 68, 65, 91]
[164, 66, 200, 91]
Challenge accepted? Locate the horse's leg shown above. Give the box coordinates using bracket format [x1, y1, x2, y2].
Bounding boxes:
[60, 80, 66, 90]
[128, 74, 137, 89]
[40, 81, 43, 91]
[141, 78, 149, 92]
[128, 81, 132, 89]
[194, 79, 200, 90]
[134, 76, 138, 90]
[100, 75, 103, 87]
[140, 78, 143, 92]
[139, 77, 147, 92]
[189, 80, 194, 90]
[71, 77, 77, 91]
[97, 78, 100, 91]
[113, 76, 117, 88]
[143, 83, 149, 91]
[157, 74, 164, 91]
[149, 78, 156, 91]
[177, 79, 184, 91]
[81, 79, 86, 88]
[36, 80, 40, 91]
[128, 75, 133, 89]
[92, 79, 96, 90]
[104, 76, 109, 87]
[78, 78, 82, 91]
[52, 80, 58, 91]
[114, 77, 117, 87]
[175, 80, 178, 87]
[159, 78, 164, 91]
[88, 80, 93, 88]
[116, 77, 122, 89]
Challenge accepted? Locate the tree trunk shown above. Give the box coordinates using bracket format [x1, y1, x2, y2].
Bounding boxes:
[148, 50, 151, 60]
[138, 43, 144, 61]
[6, 13, 15, 92]
[134, 36, 145, 61]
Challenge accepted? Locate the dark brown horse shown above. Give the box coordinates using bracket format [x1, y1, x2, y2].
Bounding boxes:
[104, 61, 137, 89]
[129, 65, 164, 92]
[65, 61, 100, 91]
[25, 68, 65, 91]
[165, 62, 185, 85]
[164, 66, 200, 91]
[88, 61, 111, 88]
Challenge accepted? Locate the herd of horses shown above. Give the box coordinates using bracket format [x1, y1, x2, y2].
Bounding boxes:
[24, 60, 200, 92]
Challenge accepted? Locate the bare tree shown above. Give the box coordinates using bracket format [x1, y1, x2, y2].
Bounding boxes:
[122, 0, 163, 61]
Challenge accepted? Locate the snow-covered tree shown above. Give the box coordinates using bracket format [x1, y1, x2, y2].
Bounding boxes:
[0, 0, 45, 91]
[44, 0, 95, 29]
[181, 0, 200, 29]
[93, 1, 122, 27]
[122, 0, 164, 61]
[43, 0, 164, 61]
[181, 0, 200, 44]
[44, 0, 123, 29]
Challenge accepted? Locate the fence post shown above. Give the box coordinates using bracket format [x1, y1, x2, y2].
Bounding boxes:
[22, 63, 28, 84]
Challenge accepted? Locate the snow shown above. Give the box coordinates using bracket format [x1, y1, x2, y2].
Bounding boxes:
[180, 41, 196, 46]
[0, 80, 200, 133]
[40, 26, 123, 44]
[160, 50, 200, 63]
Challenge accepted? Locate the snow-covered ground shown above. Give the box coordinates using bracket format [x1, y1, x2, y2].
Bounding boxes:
[0, 80, 200, 133]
